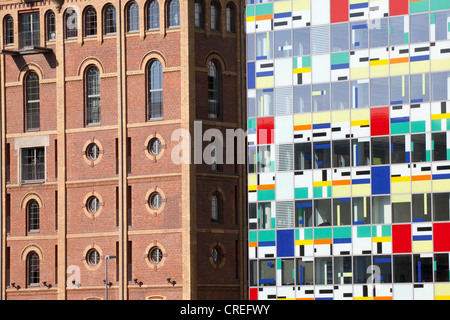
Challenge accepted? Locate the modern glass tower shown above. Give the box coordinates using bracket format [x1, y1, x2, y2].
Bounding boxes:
[246, 0, 450, 300]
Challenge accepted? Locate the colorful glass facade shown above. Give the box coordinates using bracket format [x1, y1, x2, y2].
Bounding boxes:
[246, 0, 450, 300]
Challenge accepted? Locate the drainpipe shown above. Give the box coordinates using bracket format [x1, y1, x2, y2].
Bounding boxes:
[117, 0, 125, 300]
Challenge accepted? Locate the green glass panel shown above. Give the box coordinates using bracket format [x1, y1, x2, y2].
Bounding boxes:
[295, 187, 309, 199]
[357, 226, 371, 238]
[315, 228, 332, 239]
[411, 121, 426, 133]
[256, 3, 273, 16]
[410, 0, 429, 13]
[333, 227, 352, 239]
[259, 230, 276, 242]
[391, 122, 410, 134]
[258, 190, 275, 201]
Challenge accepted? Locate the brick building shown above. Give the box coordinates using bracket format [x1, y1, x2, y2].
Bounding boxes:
[0, 0, 247, 300]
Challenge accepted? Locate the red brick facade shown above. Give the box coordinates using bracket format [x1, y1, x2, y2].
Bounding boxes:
[0, 0, 246, 300]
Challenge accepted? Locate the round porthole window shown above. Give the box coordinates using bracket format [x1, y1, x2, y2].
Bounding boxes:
[87, 196, 100, 214]
[87, 249, 100, 267]
[149, 192, 162, 210]
[86, 143, 100, 161]
[211, 246, 223, 266]
[148, 138, 162, 156]
[149, 247, 163, 264]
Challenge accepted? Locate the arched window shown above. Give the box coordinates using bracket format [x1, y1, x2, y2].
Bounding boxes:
[226, 3, 235, 33]
[27, 200, 40, 232]
[25, 72, 40, 131]
[27, 252, 40, 286]
[147, 0, 160, 30]
[208, 61, 220, 120]
[84, 6, 97, 37]
[86, 66, 101, 125]
[210, 1, 220, 31]
[46, 11, 56, 41]
[167, 0, 180, 28]
[27, 200, 39, 232]
[148, 60, 163, 120]
[194, 0, 204, 28]
[4, 15, 14, 45]
[127, 1, 139, 32]
[211, 193, 221, 224]
[65, 8, 78, 39]
[104, 4, 117, 35]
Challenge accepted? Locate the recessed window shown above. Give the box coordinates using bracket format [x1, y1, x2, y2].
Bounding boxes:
[211, 246, 223, 265]
[87, 249, 100, 267]
[149, 192, 162, 210]
[210, 1, 220, 31]
[226, 4, 235, 33]
[86, 143, 100, 161]
[65, 8, 78, 39]
[46, 11, 56, 41]
[104, 4, 117, 35]
[87, 196, 100, 214]
[211, 193, 222, 224]
[148, 60, 163, 120]
[149, 247, 163, 264]
[21, 147, 45, 183]
[25, 72, 40, 131]
[209, 243, 226, 268]
[194, 0, 204, 28]
[86, 66, 101, 125]
[168, 0, 180, 28]
[127, 1, 139, 32]
[27, 252, 40, 286]
[84, 6, 97, 37]
[19, 11, 40, 48]
[4, 15, 14, 45]
[147, 0, 160, 30]
[208, 61, 220, 120]
[27, 200, 40, 232]
[148, 138, 162, 156]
